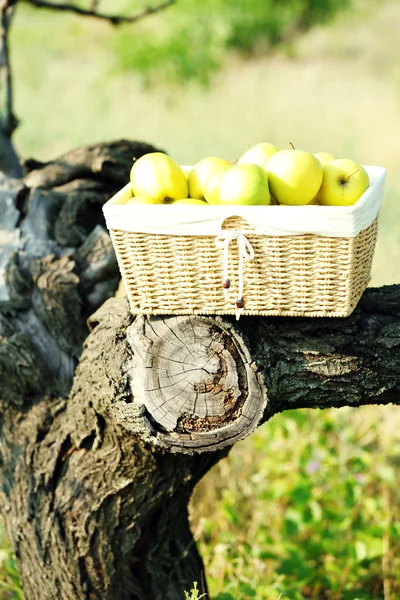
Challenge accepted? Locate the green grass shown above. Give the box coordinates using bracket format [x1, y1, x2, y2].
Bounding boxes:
[0, 525, 23, 600]
[191, 406, 400, 599]
[185, 582, 207, 599]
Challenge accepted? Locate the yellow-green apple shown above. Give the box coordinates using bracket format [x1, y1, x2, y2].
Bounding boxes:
[266, 149, 323, 205]
[317, 159, 370, 206]
[130, 152, 188, 202]
[219, 164, 270, 206]
[171, 198, 209, 205]
[126, 195, 163, 205]
[188, 157, 231, 199]
[203, 163, 232, 204]
[314, 152, 335, 166]
[181, 166, 192, 179]
[238, 142, 279, 169]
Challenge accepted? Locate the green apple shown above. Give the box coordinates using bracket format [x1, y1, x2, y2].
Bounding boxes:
[130, 152, 188, 202]
[316, 159, 370, 206]
[188, 157, 231, 199]
[219, 164, 270, 206]
[203, 163, 232, 205]
[238, 142, 279, 169]
[172, 198, 209, 205]
[314, 152, 335, 166]
[266, 149, 323, 205]
[126, 195, 163, 205]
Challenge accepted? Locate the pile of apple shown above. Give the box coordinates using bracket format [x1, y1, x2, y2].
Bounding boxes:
[127, 143, 370, 207]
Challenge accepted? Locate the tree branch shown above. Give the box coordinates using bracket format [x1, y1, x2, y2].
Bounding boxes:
[21, 0, 176, 25]
[78, 289, 399, 454]
[0, 1, 21, 174]
[0, 4, 17, 135]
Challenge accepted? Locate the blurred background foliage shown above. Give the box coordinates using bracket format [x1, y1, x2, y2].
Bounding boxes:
[2, 0, 400, 598]
[112, 0, 350, 86]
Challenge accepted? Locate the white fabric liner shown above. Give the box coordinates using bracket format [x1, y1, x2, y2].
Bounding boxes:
[103, 165, 386, 238]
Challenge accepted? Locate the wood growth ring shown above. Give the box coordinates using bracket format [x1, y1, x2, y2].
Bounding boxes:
[119, 315, 267, 453]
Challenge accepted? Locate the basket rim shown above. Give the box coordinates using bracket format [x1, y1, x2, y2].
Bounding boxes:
[103, 165, 386, 239]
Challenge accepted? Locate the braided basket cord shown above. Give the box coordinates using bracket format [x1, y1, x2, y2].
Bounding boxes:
[111, 216, 378, 317]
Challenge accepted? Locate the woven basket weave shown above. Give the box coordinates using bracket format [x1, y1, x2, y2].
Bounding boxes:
[110, 215, 378, 318]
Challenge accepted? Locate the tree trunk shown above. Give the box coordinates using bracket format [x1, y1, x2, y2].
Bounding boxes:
[0, 140, 399, 599]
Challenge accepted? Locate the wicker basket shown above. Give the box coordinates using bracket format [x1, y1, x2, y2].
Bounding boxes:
[103, 166, 386, 318]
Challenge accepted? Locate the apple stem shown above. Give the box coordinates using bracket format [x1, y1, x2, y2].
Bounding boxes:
[343, 168, 360, 183]
[289, 142, 296, 150]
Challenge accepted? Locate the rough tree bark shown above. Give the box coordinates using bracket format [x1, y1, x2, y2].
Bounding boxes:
[0, 140, 399, 600]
